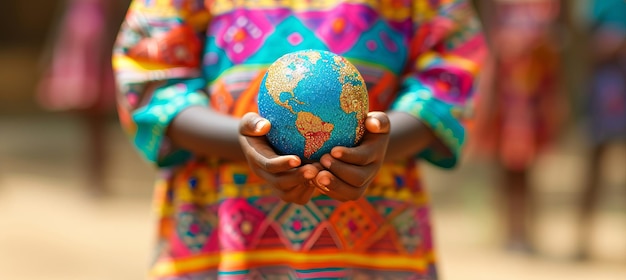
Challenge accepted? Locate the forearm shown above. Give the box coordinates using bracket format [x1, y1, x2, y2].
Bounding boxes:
[167, 106, 247, 162]
[167, 108, 449, 163]
[385, 111, 451, 162]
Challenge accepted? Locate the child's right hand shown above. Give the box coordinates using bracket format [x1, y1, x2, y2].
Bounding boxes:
[239, 112, 322, 205]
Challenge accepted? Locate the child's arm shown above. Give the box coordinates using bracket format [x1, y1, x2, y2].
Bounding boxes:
[115, 1, 321, 203]
[388, 0, 487, 168]
[313, 0, 487, 201]
[385, 111, 446, 161]
[166, 106, 248, 162]
[114, 1, 266, 164]
[114, 0, 213, 167]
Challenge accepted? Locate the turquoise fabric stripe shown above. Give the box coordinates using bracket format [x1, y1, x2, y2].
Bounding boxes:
[392, 78, 465, 168]
[132, 78, 209, 167]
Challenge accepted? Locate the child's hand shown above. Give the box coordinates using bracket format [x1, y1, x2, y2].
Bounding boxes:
[239, 112, 322, 205]
[314, 112, 390, 202]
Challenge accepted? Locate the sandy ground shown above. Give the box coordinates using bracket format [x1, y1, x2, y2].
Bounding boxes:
[0, 115, 625, 280]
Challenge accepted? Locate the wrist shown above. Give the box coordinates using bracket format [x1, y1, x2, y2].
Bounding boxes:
[385, 111, 442, 161]
[167, 106, 247, 161]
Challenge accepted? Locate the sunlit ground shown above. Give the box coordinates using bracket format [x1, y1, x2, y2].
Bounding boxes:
[0, 115, 625, 280]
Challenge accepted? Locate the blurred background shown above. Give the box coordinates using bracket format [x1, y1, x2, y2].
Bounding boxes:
[0, 0, 625, 279]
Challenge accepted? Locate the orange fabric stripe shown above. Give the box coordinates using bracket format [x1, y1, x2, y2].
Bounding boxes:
[152, 250, 430, 277]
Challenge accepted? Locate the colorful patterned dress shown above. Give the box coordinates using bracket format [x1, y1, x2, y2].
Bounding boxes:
[113, 0, 485, 279]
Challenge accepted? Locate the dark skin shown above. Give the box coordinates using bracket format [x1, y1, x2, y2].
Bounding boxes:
[168, 106, 446, 205]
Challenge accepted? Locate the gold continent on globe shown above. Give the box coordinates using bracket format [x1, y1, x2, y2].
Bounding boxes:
[257, 50, 369, 161]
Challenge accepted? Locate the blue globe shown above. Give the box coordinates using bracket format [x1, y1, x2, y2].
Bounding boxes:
[258, 50, 369, 161]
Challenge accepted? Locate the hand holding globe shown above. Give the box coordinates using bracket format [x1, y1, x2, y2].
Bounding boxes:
[239, 50, 390, 203]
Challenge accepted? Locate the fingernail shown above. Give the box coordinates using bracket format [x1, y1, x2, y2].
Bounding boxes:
[371, 118, 381, 129]
[255, 119, 267, 132]
[304, 170, 314, 179]
[288, 158, 300, 167]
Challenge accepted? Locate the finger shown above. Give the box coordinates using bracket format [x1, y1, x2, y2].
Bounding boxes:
[327, 137, 385, 166]
[314, 170, 366, 202]
[239, 112, 271, 136]
[324, 112, 390, 165]
[256, 164, 320, 191]
[319, 154, 376, 187]
[365, 111, 391, 134]
[241, 135, 300, 173]
[327, 128, 390, 166]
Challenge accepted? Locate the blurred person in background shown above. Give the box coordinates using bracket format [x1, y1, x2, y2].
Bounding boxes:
[578, 0, 626, 260]
[471, 0, 566, 253]
[112, 0, 486, 278]
[36, 0, 129, 196]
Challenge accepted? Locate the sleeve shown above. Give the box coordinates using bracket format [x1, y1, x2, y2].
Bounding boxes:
[391, 0, 487, 168]
[113, 0, 211, 167]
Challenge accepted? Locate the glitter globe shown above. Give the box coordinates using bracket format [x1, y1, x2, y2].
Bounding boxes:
[257, 50, 369, 161]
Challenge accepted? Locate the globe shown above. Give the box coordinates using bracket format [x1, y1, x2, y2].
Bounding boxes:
[258, 50, 369, 161]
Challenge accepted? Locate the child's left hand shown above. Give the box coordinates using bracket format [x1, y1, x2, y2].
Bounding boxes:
[314, 112, 390, 202]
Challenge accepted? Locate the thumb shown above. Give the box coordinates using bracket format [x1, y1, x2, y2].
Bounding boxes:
[240, 112, 271, 136]
[365, 111, 390, 134]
